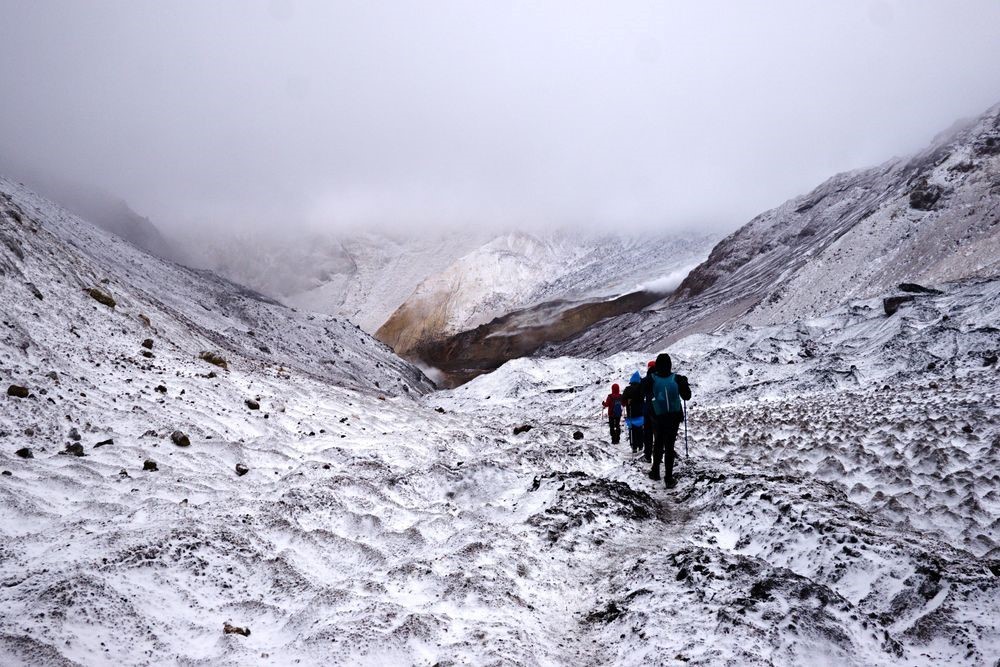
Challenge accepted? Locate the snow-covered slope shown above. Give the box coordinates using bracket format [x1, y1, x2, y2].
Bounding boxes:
[2, 178, 997, 666]
[183, 229, 490, 334]
[377, 230, 713, 356]
[551, 102, 1000, 357]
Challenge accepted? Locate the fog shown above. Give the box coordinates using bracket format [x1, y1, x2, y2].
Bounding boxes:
[2, 0, 1000, 235]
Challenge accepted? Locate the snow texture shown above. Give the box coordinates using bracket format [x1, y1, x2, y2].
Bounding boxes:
[1, 176, 998, 665]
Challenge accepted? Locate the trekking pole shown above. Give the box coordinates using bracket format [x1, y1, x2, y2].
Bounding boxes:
[683, 399, 689, 459]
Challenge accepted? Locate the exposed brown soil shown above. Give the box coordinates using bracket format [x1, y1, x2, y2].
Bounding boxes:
[385, 290, 666, 387]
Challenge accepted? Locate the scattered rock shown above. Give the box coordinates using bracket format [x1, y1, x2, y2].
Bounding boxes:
[171, 431, 191, 447]
[984, 354, 997, 367]
[573, 431, 585, 440]
[63, 443, 85, 457]
[245, 399, 260, 410]
[235, 463, 249, 476]
[15, 447, 33, 459]
[962, 425, 974, 434]
[118, 469, 130, 478]
[26, 282, 43, 300]
[87, 286, 116, 308]
[155, 385, 167, 394]
[46, 371, 59, 382]
[141, 338, 154, 350]
[513, 424, 533, 435]
[223, 623, 251, 637]
[143, 459, 158, 471]
[95, 438, 114, 447]
[909, 181, 942, 211]
[199, 351, 228, 370]
[435, 407, 446, 413]
[1, 470, 11, 477]
[68, 427, 81, 441]
[141, 350, 154, 359]
[7, 385, 29, 398]
[898, 283, 943, 295]
[883, 296, 915, 316]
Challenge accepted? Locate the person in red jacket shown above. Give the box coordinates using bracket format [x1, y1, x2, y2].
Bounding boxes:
[602, 383, 623, 444]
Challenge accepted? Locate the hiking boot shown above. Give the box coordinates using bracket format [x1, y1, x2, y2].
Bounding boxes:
[648, 467, 660, 481]
[664, 477, 677, 489]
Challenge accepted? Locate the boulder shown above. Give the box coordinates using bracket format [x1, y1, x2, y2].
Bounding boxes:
[95, 438, 114, 447]
[235, 463, 250, 477]
[143, 459, 158, 471]
[513, 424, 532, 435]
[171, 431, 191, 447]
[883, 295, 915, 316]
[6, 385, 29, 398]
[68, 427, 81, 441]
[573, 431, 585, 441]
[87, 286, 116, 308]
[63, 443, 85, 457]
[15, 447, 33, 459]
[898, 283, 943, 295]
[245, 399, 260, 411]
[223, 623, 251, 637]
[141, 338, 154, 350]
[199, 351, 229, 370]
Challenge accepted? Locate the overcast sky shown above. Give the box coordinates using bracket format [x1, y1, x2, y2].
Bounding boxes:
[1, 0, 1000, 235]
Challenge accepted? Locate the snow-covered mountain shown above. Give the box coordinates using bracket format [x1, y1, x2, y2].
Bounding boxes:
[550, 102, 1000, 358]
[182, 229, 491, 334]
[1, 177, 998, 665]
[376, 230, 713, 357]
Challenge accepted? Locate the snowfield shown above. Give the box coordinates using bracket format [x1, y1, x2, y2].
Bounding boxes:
[1, 177, 999, 666]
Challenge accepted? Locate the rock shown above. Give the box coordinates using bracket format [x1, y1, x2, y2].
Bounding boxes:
[199, 351, 228, 370]
[94, 438, 114, 447]
[171, 431, 191, 447]
[245, 399, 260, 410]
[118, 469, 130, 478]
[26, 282, 43, 300]
[141, 338, 154, 349]
[235, 463, 250, 476]
[155, 385, 167, 394]
[87, 286, 116, 308]
[573, 431, 585, 440]
[143, 459, 158, 472]
[63, 443, 85, 457]
[984, 354, 997, 367]
[45, 371, 59, 382]
[68, 427, 81, 441]
[1, 471, 11, 477]
[513, 424, 533, 435]
[435, 407, 446, 413]
[15, 447, 33, 459]
[138, 314, 151, 327]
[141, 350, 154, 359]
[898, 282, 943, 295]
[909, 181, 942, 211]
[962, 425, 974, 434]
[6, 385, 29, 398]
[883, 296, 915, 316]
[223, 623, 251, 637]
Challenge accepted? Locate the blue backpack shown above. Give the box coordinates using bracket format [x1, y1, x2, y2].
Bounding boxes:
[651, 373, 682, 415]
[609, 396, 623, 418]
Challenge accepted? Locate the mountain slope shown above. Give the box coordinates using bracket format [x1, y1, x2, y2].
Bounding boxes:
[549, 103, 1000, 357]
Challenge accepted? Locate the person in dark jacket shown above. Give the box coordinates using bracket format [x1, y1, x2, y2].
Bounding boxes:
[621, 371, 645, 453]
[602, 383, 623, 444]
[644, 353, 691, 487]
[640, 360, 655, 462]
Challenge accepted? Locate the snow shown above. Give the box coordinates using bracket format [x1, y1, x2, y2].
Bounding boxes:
[1, 177, 998, 665]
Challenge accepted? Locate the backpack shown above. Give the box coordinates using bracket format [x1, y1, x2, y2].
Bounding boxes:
[609, 395, 623, 418]
[651, 373, 682, 415]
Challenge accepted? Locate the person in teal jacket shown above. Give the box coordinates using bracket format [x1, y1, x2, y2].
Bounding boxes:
[644, 353, 691, 487]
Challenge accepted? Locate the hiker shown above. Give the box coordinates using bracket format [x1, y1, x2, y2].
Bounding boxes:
[602, 383, 623, 444]
[621, 371, 645, 453]
[640, 360, 655, 462]
[645, 353, 691, 488]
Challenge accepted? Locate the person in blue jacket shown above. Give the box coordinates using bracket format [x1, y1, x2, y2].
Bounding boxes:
[621, 371, 645, 454]
[644, 353, 692, 487]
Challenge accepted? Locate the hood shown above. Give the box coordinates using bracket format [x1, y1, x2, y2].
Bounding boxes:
[611, 383, 620, 395]
[654, 352, 673, 376]
[630, 371, 642, 384]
